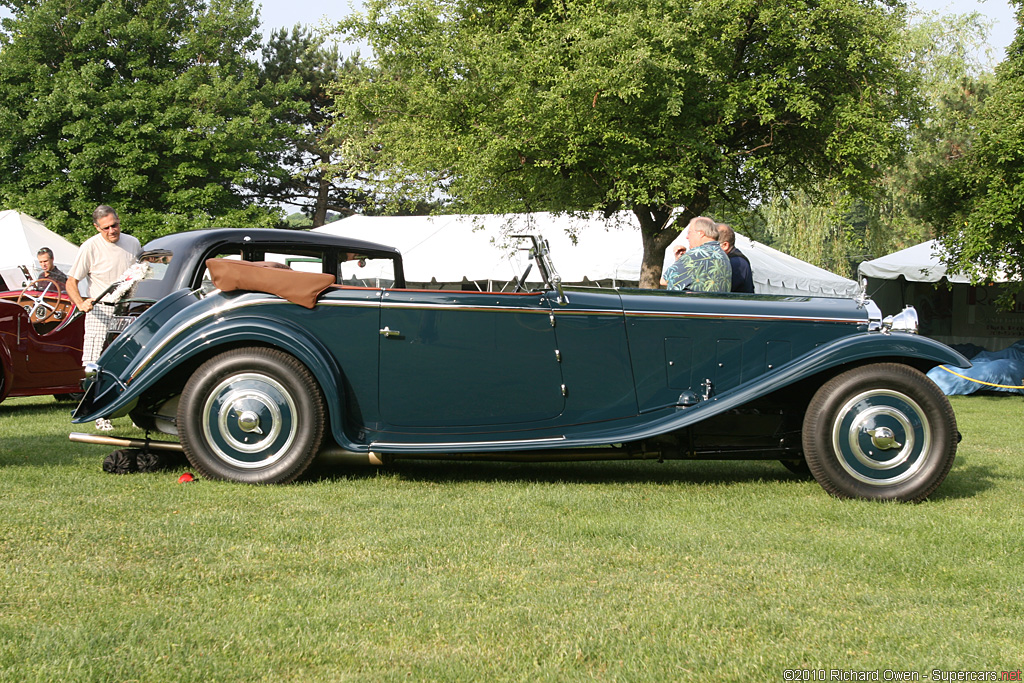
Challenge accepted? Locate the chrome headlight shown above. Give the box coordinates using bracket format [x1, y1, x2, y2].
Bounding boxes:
[882, 306, 919, 334]
[864, 299, 883, 331]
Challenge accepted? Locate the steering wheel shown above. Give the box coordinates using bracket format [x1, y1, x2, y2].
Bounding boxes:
[16, 279, 73, 325]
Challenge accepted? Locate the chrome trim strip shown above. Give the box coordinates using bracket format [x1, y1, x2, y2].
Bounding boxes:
[315, 299, 387, 309]
[371, 436, 567, 450]
[380, 301, 550, 314]
[624, 309, 864, 324]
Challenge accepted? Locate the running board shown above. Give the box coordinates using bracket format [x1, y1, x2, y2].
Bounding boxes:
[372, 446, 666, 463]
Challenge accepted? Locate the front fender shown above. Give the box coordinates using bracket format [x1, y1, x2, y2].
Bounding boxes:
[774, 330, 971, 376]
[73, 315, 352, 446]
[563, 331, 972, 448]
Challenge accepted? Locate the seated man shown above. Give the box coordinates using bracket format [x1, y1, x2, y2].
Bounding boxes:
[35, 247, 68, 288]
[661, 216, 732, 293]
[716, 224, 755, 293]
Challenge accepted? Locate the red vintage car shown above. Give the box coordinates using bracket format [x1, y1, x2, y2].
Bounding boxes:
[0, 279, 84, 404]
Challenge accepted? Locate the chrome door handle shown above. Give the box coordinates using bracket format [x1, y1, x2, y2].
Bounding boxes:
[379, 326, 401, 338]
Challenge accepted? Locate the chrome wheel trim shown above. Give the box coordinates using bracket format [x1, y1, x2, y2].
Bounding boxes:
[201, 372, 297, 469]
[830, 389, 931, 487]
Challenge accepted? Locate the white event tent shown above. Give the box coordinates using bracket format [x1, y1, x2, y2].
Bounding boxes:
[857, 240, 1000, 284]
[0, 210, 80, 292]
[315, 212, 859, 298]
[857, 240, 1020, 351]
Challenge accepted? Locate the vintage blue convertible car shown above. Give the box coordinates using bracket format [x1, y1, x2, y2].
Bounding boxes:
[72, 230, 970, 501]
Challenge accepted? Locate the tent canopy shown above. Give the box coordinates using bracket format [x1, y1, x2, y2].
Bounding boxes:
[857, 239, 1021, 352]
[857, 239, 1002, 284]
[0, 210, 79, 291]
[315, 212, 859, 298]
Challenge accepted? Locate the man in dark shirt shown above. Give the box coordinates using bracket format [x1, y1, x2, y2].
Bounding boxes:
[717, 224, 755, 294]
[35, 247, 68, 287]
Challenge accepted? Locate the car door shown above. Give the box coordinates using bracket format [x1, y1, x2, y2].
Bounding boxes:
[0, 304, 82, 392]
[545, 289, 639, 423]
[378, 289, 565, 428]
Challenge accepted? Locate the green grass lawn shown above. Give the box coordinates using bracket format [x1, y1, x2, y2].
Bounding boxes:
[1, 394, 1022, 682]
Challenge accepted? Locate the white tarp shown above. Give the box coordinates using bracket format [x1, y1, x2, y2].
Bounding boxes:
[0, 210, 79, 291]
[857, 239, 1005, 284]
[315, 211, 859, 297]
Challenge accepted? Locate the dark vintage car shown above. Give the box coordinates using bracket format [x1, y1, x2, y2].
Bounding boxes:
[2, 229, 378, 405]
[71, 231, 971, 501]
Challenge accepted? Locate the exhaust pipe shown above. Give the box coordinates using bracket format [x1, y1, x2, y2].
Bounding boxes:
[69, 432, 184, 452]
[69, 433, 381, 465]
[68, 436, 667, 465]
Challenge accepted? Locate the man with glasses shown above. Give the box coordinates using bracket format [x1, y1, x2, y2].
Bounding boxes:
[661, 216, 732, 293]
[67, 205, 142, 430]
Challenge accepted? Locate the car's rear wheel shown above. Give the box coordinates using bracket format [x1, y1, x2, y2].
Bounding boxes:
[177, 347, 325, 484]
[802, 363, 957, 502]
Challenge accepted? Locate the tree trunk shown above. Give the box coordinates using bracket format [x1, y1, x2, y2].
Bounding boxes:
[633, 205, 693, 289]
[312, 157, 331, 227]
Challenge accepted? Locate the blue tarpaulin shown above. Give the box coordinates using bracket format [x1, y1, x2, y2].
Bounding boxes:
[927, 341, 1024, 395]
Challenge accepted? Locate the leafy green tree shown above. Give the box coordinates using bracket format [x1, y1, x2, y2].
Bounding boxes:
[856, 11, 994, 262]
[252, 25, 370, 227]
[919, 3, 1024, 300]
[0, 0, 279, 243]
[729, 11, 994, 278]
[332, 0, 916, 286]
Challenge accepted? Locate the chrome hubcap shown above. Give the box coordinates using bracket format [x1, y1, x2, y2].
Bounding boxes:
[235, 408, 264, 435]
[202, 373, 297, 468]
[866, 426, 901, 450]
[831, 389, 931, 486]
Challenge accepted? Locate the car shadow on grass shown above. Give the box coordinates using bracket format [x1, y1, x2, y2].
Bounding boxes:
[0, 399, 78, 418]
[308, 453, 997, 500]
[307, 454, 818, 488]
[927, 460, 1001, 500]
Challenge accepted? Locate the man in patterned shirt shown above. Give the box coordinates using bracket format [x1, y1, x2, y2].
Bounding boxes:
[661, 216, 732, 292]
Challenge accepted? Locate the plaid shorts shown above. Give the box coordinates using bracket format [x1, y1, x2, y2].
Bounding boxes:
[82, 303, 114, 364]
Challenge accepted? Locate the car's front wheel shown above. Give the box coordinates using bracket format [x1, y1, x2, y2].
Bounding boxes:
[177, 347, 326, 484]
[802, 363, 958, 502]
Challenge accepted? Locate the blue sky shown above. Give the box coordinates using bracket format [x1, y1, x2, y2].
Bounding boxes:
[0, 1, 1018, 60]
[257, 0, 1018, 63]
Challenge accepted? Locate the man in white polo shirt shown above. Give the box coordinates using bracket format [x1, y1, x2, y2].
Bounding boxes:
[67, 205, 142, 430]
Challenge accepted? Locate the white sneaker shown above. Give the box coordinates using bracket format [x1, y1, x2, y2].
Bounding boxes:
[95, 418, 114, 432]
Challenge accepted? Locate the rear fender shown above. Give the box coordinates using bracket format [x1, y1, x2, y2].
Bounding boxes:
[73, 316, 356, 448]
